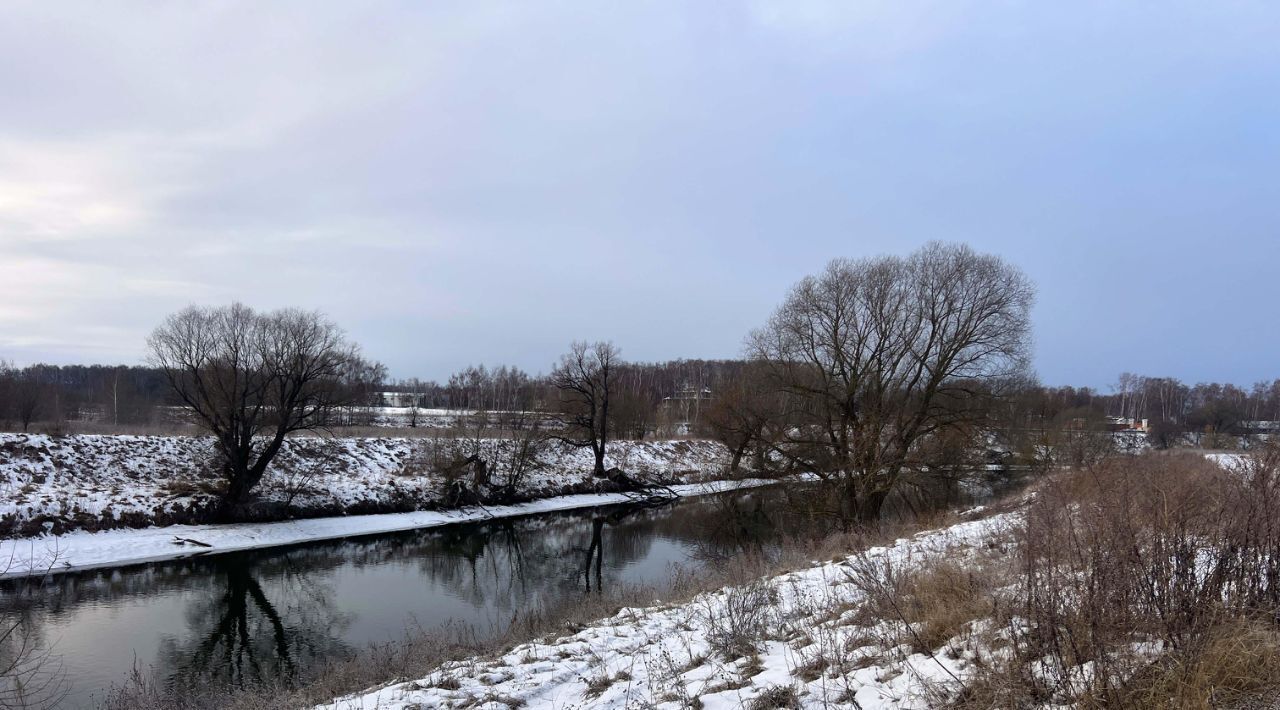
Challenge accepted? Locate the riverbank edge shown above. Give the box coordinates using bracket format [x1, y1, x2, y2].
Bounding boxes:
[0, 477, 779, 580]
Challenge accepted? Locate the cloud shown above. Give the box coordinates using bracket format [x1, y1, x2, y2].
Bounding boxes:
[0, 2, 1278, 385]
[744, 0, 966, 60]
[0, 137, 156, 241]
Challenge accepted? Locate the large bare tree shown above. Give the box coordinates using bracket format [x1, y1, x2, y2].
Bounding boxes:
[550, 341, 620, 478]
[750, 242, 1034, 520]
[148, 303, 380, 508]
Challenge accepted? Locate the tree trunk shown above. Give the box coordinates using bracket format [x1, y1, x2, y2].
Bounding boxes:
[222, 445, 255, 507]
[585, 517, 605, 592]
[592, 442, 606, 478]
[856, 489, 888, 522]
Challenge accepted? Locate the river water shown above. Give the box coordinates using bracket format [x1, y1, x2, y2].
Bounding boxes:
[0, 486, 801, 708]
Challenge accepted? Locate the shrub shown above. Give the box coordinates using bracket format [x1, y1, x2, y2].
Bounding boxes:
[964, 447, 1280, 704]
[702, 581, 775, 662]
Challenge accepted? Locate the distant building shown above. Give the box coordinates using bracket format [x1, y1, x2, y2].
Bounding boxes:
[1106, 416, 1149, 433]
[659, 384, 712, 434]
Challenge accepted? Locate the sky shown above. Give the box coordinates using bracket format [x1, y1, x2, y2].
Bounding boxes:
[1, 1, 1278, 387]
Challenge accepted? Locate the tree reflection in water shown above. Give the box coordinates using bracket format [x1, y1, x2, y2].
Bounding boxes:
[159, 551, 353, 692]
[581, 503, 671, 593]
[420, 506, 663, 607]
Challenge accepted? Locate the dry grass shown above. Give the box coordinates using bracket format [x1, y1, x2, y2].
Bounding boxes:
[846, 547, 1004, 659]
[746, 684, 801, 709]
[954, 445, 1280, 707]
[702, 580, 776, 661]
[1117, 619, 1280, 710]
[894, 561, 997, 653]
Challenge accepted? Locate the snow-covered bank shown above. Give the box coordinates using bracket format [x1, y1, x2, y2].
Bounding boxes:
[0, 478, 776, 580]
[0, 433, 731, 535]
[316, 510, 1018, 710]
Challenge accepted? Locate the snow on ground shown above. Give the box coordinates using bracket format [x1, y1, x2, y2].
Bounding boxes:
[1205, 451, 1248, 468]
[0, 433, 732, 535]
[317, 511, 1019, 710]
[0, 478, 773, 580]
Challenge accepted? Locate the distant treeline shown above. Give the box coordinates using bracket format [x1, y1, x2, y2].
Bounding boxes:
[386, 360, 750, 437]
[1, 359, 1278, 444]
[1010, 374, 1280, 446]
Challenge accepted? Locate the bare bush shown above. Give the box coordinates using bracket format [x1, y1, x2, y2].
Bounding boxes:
[701, 581, 775, 662]
[961, 448, 1280, 705]
[0, 554, 67, 710]
[0, 615, 65, 710]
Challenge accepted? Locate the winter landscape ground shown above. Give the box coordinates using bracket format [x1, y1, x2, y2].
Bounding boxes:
[0, 432, 732, 536]
[315, 507, 1018, 710]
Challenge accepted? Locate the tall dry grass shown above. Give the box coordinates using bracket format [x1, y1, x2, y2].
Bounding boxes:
[958, 446, 1280, 707]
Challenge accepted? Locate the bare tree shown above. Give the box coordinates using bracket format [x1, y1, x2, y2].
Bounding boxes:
[749, 242, 1034, 521]
[704, 363, 777, 474]
[148, 303, 381, 509]
[0, 361, 12, 428]
[12, 371, 44, 433]
[550, 341, 620, 478]
[404, 378, 422, 428]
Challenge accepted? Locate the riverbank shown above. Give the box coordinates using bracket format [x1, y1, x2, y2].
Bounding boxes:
[313, 507, 1017, 710]
[305, 451, 1280, 710]
[0, 477, 775, 580]
[0, 432, 732, 536]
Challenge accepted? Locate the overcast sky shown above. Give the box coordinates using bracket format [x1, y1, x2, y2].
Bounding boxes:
[2, 2, 1277, 387]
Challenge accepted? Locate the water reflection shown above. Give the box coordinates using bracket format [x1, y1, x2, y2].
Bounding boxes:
[0, 486, 800, 708]
[160, 558, 352, 691]
[0, 595, 67, 709]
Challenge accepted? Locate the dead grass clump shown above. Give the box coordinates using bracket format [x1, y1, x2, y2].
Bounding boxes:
[747, 684, 801, 709]
[896, 561, 995, 653]
[849, 556, 997, 655]
[160, 478, 206, 497]
[950, 663, 1044, 709]
[703, 581, 775, 661]
[1118, 619, 1280, 710]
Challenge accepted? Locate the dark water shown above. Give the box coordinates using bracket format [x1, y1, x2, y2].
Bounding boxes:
[0, 486, 799, 708]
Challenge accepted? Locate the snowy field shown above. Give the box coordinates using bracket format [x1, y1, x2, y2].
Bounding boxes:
[0, 433, 731, 536]
[317, 510, 1019, 710]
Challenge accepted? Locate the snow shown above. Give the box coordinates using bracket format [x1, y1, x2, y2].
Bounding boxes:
[0, 478, 777, 580]
[315, 512, 1019, 710]
[0, 433, 734, 535]
[1205, 451, 1247, 468]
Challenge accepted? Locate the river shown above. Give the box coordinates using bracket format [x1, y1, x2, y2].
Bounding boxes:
[0, 485, 804, 708]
